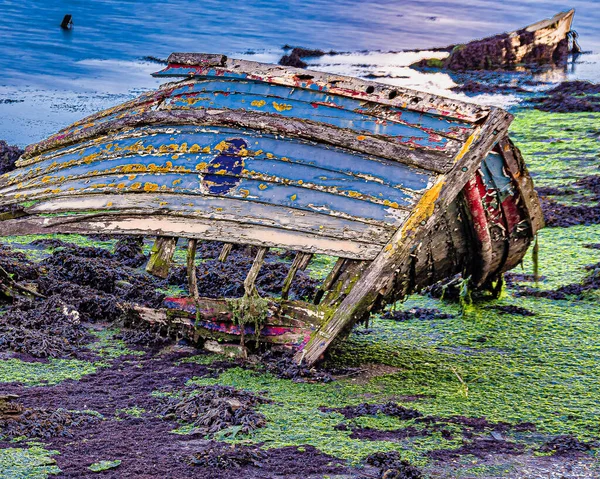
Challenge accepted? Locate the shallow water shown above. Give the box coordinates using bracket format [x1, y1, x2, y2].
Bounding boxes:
[0, 0, 598, 146]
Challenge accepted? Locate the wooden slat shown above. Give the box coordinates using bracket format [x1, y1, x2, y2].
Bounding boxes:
[157, 54, 490, 123]
[0, 214, 384, 260]
[19, 193, 397, 244]
[244, 247, 268, 295]
[281, 252, 312, 300]
[218, 243, 233, 262]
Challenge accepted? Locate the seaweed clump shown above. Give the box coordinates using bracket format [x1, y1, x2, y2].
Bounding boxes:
[154, 385, 270, 435]
[365, 451, 423, 479]
[188, 442, 267, 468]
[258, 350, 333, 383]
[0, 406, 100, 440]
[322, 402, 422, 420]
[539, 435, 598, 456]
[531, 81, 600, 113]
[382, 307, 453, 322]
[0, 296, 92, 358]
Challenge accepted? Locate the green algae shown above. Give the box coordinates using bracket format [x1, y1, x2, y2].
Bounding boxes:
[0, 358, 97, 386]
[88, 460, 121, 472]
[0, 446, 60, 478]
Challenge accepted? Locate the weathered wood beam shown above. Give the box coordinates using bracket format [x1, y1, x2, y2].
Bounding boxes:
[313, 257, 348, 305]
[187, 239, 200, 303]
[281, 252, 312, 300]
[146, 236, 178, 278]
[218, 243, 233, 262]
[295, 108, 513, 366]
[244, 247, 268, 295]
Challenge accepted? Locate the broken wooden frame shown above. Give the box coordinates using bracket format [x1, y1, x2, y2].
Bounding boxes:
[0, 53, 544, 365]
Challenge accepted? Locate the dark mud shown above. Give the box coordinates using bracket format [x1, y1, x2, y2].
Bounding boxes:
[504, 272, 546, 285]
[0, 351, 360, 479]
[531, 81, 600, 112]
[365, 451, 424, 479]
[450, 80, 527, 95]
[154, 384, 269, 435]
[516, 262, 600, 300]
[429, 437, 525, 460]
[0, 140, 22, 175]
[381, 307, 453, 322]
[539, 198, 600, 227]
[485, 305, 536, 316]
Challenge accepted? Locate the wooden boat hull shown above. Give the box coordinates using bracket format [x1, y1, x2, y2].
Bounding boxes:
[0, 54, 544, 364]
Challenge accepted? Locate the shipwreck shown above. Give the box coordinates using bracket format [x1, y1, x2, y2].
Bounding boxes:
[0, 53, 544, 365]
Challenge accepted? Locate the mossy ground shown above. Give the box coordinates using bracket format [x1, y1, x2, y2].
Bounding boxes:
[1, 108, 599, 478]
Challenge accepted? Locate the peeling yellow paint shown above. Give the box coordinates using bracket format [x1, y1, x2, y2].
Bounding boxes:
[403, 180, 445, 234]
[172, 179, 182, 186]
[130, 182, 142, 190]
[258, 183, 267, 190]
[144, 182, 159, 192]
[290, 194, 297, 201]
[454, 132, 476, 163]
[107, 202, 113, 207]
[189, 144, 201, 153]
[117, 183, 126, 189]
[240, 189, 250, 198]
[272, 101, 292, 112]
[251, 100, 266, 107]
[357, 135, 366, 141]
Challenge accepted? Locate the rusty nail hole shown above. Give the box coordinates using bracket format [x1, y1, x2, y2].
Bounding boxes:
[461, 167, 468, 172]
[410, 97, 420, 104]
[366, 86, 375, 94]
[388, 90, 398, 100]
[420, 220, 426, 225]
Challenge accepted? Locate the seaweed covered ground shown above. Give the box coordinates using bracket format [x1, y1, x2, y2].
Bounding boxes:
[1, 87, 600, 479]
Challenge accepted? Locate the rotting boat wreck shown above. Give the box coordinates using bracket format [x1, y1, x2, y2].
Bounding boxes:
[0, 53, 544, 365]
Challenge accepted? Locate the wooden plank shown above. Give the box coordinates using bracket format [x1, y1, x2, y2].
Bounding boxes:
[498, 137, 545, 235]
[295, 107, 513, 366]
[146, 236, 177, 278]
[156, 54, 491, 123]
[0, 213, 383, 260]
[3, 153, 421, 213]
[18, 193, 397, 244]
[19, 109, 456, 174]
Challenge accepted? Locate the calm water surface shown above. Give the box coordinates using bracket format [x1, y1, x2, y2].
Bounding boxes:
[0, 0, 598, 145]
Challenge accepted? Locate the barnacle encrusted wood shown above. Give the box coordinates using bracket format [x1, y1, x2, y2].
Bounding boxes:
[0, 54, 544, 365]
